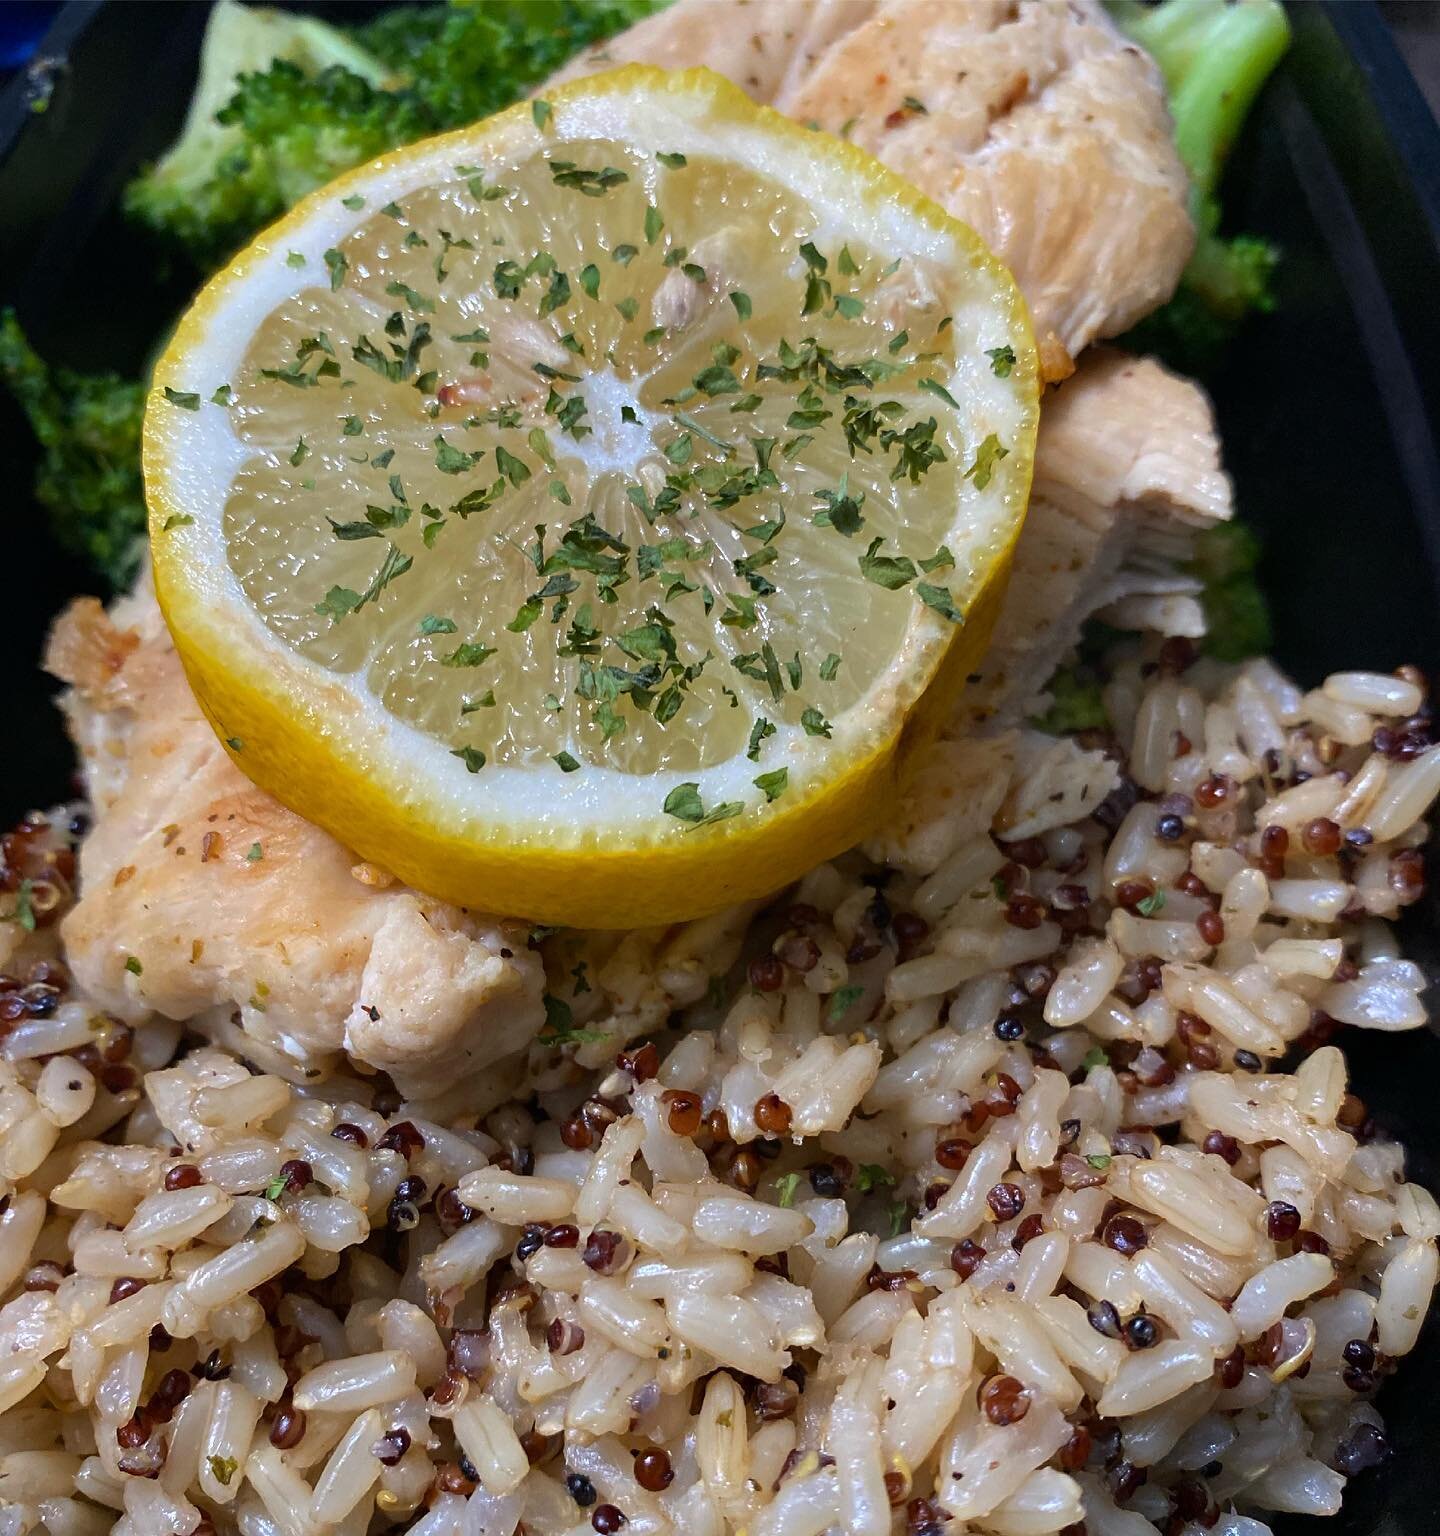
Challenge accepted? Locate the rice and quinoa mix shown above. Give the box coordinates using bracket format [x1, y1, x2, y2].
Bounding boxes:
[0, 639, 1438, 1536]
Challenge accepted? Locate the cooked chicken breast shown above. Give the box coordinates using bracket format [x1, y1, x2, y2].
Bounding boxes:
[45, 592, 544, 1099]
[548, 0, 877, 105]
[961, 348, 1232, 729]
[869, 349, 1230, 870]
[783, 0, 1193, 374]
[553, 0, 1193, 377]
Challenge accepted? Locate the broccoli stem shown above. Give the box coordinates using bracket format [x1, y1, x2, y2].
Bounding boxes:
[1133, 0, 1291, 207]
[1154, 0, 1289, 210]
[1113, 0, 1290, 352]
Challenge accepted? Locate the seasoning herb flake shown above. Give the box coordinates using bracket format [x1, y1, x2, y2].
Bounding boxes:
[775, 1171, 804, 1207]
[856, 1163, 895, 1194]
[754, 767, 788, 802]
[1, 879, 35, 932]
[828, 984, 864, 1022]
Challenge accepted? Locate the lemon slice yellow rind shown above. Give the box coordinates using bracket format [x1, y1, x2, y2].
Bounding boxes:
[146, 65, 1038, 927]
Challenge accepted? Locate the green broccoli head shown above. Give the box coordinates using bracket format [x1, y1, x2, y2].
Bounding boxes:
[354, 1, 664, 128]
[125, 0, 663, 273]
[124, 0, 400, 271]
[0, 310, 147, 589]
[1122, 238, 1278, 376]
[211, 59, 422, 219]
[1189, 519, 1272, 661]
[1030, 663, 1109, 735]
[14, 0, 668, 589]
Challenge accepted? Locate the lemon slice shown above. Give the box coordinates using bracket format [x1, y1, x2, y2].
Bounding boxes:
[146, 66, 1038, 928]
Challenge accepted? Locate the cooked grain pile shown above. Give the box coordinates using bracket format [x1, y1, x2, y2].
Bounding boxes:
[0, 646, 1436, 1536]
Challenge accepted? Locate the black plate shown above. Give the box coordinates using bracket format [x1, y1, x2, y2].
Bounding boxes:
[2, 4, 1439, 1531]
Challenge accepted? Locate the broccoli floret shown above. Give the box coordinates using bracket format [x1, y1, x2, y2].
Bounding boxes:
[124, 0, 399, 271]
[1113, 0, 1290, 371]
[354, 1, 663, 128]
[1123, 268, 1266, 377]
[1189, 520, 1272, 661]
[0, 310, 147, 589]
[125, 0, 663, 272]
[1030, 663, 1109, 734]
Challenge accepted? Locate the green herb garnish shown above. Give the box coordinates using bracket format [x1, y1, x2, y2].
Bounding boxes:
[856, 1163, 895, 1194]
[754, 768, 788, 803]
[828, 984, 864, 1022]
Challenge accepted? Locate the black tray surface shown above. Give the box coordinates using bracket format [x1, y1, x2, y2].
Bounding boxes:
[2, 5, 1439, 1531]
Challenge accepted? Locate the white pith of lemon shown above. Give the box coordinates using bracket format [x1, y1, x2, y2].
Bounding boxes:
[146, 66, 1038, 927]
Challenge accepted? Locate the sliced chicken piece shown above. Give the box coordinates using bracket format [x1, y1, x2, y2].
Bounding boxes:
[1030, 349, 1232, 525]
[548, 0, 877, 104]
[557, 0, 1192, 378]
[784, 0, 1193, 374]
[869, 349, 1231, 870]
[865, 730, 1018, 872]
[960, 348, 1232, 729]
[45, 589, 544, 1098]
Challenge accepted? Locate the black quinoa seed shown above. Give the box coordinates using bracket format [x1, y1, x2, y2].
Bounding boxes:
[1124, 1315, 1159, 1350]
[808, 1161, 850, 1197]
[1343, 1339, 1376, 1370]
[1087, 1300, 1122, 1338]
[1332, 1423, 1391, 1477]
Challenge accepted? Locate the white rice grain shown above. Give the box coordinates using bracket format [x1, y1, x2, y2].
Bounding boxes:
[309, 1409, 383, 1524]
[1097, 1339, 1215, 1417]
[1230, 1253, 1335, 1340]
[454, 1169, 575, 1225]
[198, 1382, 261, 1505]
[692, 1194, 811, 1256]
[1375, 1237, 1438, 1356]
[291, 1352, 416, 1415]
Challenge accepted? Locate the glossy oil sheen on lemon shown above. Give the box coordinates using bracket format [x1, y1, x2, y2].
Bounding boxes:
[147, 68, 1038, 925]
